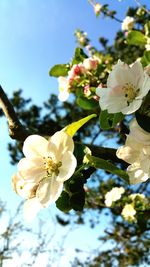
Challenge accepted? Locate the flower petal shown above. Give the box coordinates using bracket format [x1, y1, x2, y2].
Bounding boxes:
[127, 163, 149, 184]
[23, 198, 42, 222]
[18, 158, 46, 182]
[57, 151, 77, 182]
[49, 131, 74, 155]
[36, 177, 63, 206]
[23, 135, 48, 158]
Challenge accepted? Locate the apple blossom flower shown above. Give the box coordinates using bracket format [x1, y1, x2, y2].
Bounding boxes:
[104, 187, 125, 207]
[12, 131, 77, 221]
[116, 119, 150, 184]
[83, 57, 99, 70]
[129, 193, 145, 201]
[121, 16, 135, 31]
[121, 203, 136, 221]
[58, 77, 70, 101]
[96, 60, 150, 114]
[68, 64, 86, 80]
[93, 3, 102, 16]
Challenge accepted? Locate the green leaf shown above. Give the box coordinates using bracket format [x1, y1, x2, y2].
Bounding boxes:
[86, 154, 129, 182]
[100, 110, 124, 130]
[56, 191, 72, 212]
[127, 30, 147, 46]
[72, 47, 87, 65]
[65, 114, 97, 137]
[141, 51, 150, 67]
[70, 190, 85, 211]
[49, 64, 69, 77]
[77, 97, 99, 110]
[112, 112, 124, 127]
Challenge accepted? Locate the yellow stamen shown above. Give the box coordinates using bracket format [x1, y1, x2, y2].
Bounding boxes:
[123, 82, 139, 104]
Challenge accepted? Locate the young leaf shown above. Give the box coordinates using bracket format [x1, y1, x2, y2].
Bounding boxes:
[49, 64, 69, 77]
[141, 51, 150, 67]
[86, 154, 129, 182]
[127, 30, 147, 46]
[77, 97, 99, 110]
[72, 47, 87, 65]
[56, 191, 72, 212]
[100, 110, 124, 130]
[65, 114, 97, 137]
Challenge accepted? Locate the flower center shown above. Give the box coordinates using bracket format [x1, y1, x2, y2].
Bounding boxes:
[43, 156, 62, 177]
[122, 82, 139, 104]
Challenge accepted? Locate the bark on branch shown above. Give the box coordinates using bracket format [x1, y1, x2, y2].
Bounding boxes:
[0, 85, 31, 141]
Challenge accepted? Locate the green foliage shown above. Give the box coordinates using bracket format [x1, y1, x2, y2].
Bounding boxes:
[99, 110, 124, 130]
[127, 30, 147, 46]
[65, 114, 97, 137]
[77, 97, 99, 110]
[72, 47, 87, 65]
[49, 64, 69, 77]
[141, 50, 150, 66]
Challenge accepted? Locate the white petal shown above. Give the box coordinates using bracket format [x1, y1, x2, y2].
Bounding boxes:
[127, 163, 149, 184]
[121, 99, 142, 114]
[98, 87, 126, 113]
[18, 158, 46, 182]
[129, 119, 150, 145]
[58, 91, 69, 102]
[57, 151, 77, 182]
[49, 131, 74, 154]
[23, 198, 42, 222]
[23, 135, 48, 158]
[36, 177, 63, 206]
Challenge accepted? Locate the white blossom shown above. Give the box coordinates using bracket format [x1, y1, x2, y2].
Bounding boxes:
[94, 3, 102, 16]
[121, 203, 136, 221]
[96, 60, 150, 114]
[58, 77, 70, 101]
[83, 57, 99, 70]
[116, 119, 150, 184]
[104, 187, 125, 207]
[122, 16, 135, 31]
[12, 131, 77, 221]
[129, 193, 145, 201]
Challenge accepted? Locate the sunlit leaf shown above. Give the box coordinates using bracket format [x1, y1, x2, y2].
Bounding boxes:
[65, 114, 97, 137]
[49, 64, 69, 77]
[127, 30, 147, 46]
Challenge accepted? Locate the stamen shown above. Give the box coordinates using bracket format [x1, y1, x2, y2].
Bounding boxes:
[122, 82, 138, 104]
[43, 156, 62, 177]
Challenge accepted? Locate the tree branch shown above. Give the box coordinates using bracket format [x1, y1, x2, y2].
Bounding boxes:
[0, 85, 31, 141]
[86, 144, 128, 166]
[0, 85, 127, 165]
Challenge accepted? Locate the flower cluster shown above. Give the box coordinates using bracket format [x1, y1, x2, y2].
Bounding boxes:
[12, 131, 77, 221]
[121, 193, 148, 222]
[104, 186, 125, 207]
[121, 16, 135, 31]
[58, 56, 101, 102]
[117, 119, 150, 184]
[96, 60, 150, 115]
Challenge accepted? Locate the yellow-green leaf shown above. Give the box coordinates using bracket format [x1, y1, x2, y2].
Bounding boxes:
[65, 114, 97, 137]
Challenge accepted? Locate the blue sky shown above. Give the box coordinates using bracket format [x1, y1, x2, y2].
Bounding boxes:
[0, 0, 149, 265]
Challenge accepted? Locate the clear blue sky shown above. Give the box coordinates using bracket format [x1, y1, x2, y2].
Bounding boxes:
[0, 0, 149, 265]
